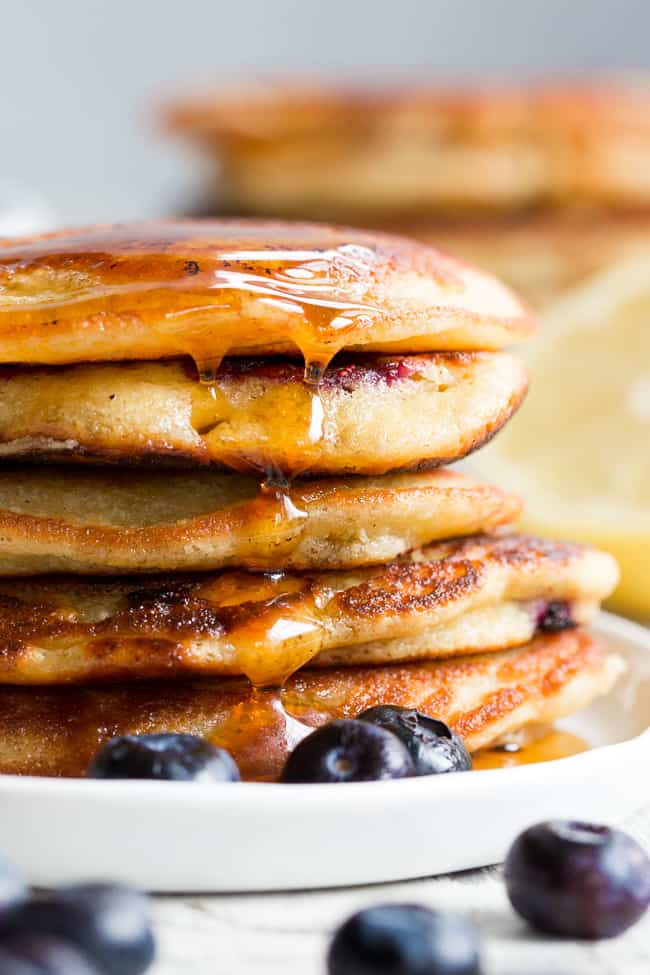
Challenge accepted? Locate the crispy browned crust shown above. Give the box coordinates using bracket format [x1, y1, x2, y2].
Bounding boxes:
[0, 534, 619, 686]
[0, 353, 529, 476]
[0, 467, 522, 574]
[0, 220, 532, 367]
[0, 629, 624, 779]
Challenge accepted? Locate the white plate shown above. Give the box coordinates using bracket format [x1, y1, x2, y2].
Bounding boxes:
[1, 612, 648, 893]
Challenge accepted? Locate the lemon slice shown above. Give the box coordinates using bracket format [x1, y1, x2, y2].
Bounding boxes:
[475, 257, 650, 617]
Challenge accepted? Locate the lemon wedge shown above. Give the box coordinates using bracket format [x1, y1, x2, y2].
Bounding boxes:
[475, 257, 650, 618]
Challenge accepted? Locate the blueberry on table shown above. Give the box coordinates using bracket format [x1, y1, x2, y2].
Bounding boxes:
[357, 706, 472, 775]
[505, 820, 650, 939]
[0, 934, 102, 975]
[87, 733, 240, 782]
[0, 883, 155, 975]
[327, 904, 482, 975]
[281, 719, 414, 783]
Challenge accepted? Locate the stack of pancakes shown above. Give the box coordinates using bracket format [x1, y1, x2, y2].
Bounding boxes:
[0, 220, 621, 780]
[166, 78, 650, 306]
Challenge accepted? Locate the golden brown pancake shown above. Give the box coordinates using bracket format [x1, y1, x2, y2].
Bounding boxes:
[0, 221, 532, 368]
[0, 353, 528, 476]
[0, 534, 618, 686]
[0, 467, 520, 574]
[394, 210, 650, 307]
[165, 78, 650, 218]
[0, 629, 623, 780]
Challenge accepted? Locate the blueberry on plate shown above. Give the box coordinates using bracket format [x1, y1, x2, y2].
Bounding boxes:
[87, 733, 240, 782]
[505, 820, 650, 939]
[0, 934, 102, 975]
[357, 706, 472, 776]
[0, 883, 155, 975]
[281, 719, 414, 783]
[327, 903, 482, 975]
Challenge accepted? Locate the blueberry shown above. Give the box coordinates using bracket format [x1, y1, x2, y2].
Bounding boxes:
[505, 820, 650, 939]
[0, 884, 155, 975]
[0, 934, 102, 975]
[281, 720, 414, 783]
[327, 904, 482, 975]
[357, 707, 472, 776]
[536, 600, 574, 632]
[87, 733, 240, 782]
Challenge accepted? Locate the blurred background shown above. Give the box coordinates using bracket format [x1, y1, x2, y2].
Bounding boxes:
[1, 0, 649, 617]
[1, 0, 650, 224]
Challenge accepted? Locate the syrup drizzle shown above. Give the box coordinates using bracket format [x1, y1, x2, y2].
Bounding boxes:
[211, 686, 312, 781]
[0, 223, 383, 374]
[0, 225, 386, 763]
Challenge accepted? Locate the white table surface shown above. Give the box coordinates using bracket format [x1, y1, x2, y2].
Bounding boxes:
[150, 801, 650, 975]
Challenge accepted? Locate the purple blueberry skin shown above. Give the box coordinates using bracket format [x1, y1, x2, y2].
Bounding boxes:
[327, 904, 482, 975]
[357, 707, 472, 775]
[87, 733, 240, 782]
[281, 720, 414, 784]
[0, 884, 155, 975]
[505, 820, 650, 939]
[0, 934, 102, 975]
[536, 600, 575, 633]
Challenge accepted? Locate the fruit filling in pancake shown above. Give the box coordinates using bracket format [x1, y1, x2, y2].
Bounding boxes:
[0, 534, 618, 686]
[0, 629, 623, 780]
[0, 353, 528, 476]
[0, 467, 521, 574]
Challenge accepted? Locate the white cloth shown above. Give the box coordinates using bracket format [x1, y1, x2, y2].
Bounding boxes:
[151, 803, 650, 975]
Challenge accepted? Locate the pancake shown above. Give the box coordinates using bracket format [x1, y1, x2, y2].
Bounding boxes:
[0, 467, 521, 574]
[0, 220, 532, 368]
[165, 78, 650, 218]
[395, 210, 650, 307]
[0, 534, 618, 686]
[0, 353, 528, 476]
[0, 629, 624, 780]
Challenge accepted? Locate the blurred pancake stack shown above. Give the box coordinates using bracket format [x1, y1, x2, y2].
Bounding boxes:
[165, 77, 650, 307]
[0, 219, 622, 780]
[165, 78, 650, 617]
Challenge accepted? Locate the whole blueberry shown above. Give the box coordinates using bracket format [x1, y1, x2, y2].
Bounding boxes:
[505, 820, 650, 939]
[281, 720, 414, 783]
[357, 707, 472, 776]
[0, 934, 102, 975]
[327, 904, 482, 975]
[0, 853, 28, 916]
[87, 733, 240, 782]
[0, 883, 155, 975]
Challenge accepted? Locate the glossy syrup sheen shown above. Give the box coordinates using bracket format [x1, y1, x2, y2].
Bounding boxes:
[0, 222, 386, 379]
[472, 729, 589, 770]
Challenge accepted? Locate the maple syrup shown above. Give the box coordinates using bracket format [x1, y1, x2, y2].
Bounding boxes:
[472, 729, 589, 770]
[211, 686, 312, 781]
[0, 222, 383, 374]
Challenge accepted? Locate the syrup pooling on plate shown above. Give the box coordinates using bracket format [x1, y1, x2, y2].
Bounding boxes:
[472, 729, 589, 770]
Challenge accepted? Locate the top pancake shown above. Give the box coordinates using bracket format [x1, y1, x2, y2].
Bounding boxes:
[165, 78, 650, 216]
[0, 220, 532, 366]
